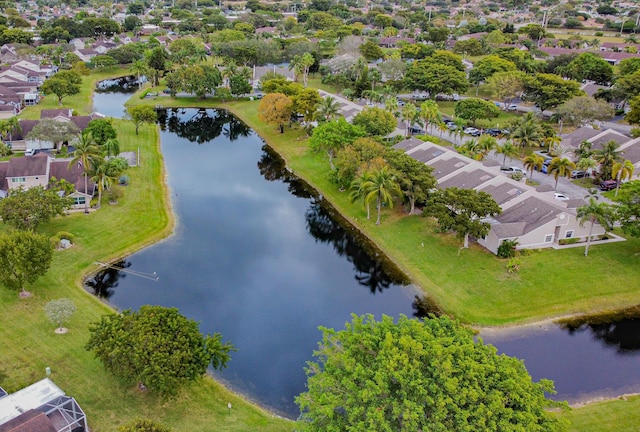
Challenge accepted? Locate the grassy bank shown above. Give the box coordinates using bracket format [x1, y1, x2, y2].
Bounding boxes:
[0, 73, 291, 431]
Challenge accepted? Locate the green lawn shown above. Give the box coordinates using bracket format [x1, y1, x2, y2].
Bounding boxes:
[561, 395, 640, 432]
[436, 101, 519, 129]
[0, 73, 292, 432]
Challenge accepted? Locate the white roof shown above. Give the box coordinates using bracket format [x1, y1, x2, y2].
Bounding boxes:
[0, 378, 65, 425]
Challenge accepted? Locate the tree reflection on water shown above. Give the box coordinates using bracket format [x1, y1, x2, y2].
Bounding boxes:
[559, 313, 640, 354]
[85, 260, 130, 300]
[157, 108, 251, 144]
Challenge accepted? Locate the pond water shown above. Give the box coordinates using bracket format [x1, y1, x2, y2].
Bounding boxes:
[93, 75, 145, 118]
[89, 84, 640, 417]
[87, 108, 420, 417]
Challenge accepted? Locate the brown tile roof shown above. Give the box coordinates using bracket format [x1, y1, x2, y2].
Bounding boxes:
[49, 159, 95, 195]
[40, 108, 72, 119]
[0, 410, 57, 432]
[6, 153, 49, 178]
[13, 120, 38, 141]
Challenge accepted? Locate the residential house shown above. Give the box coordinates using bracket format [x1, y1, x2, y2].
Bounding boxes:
[393, 138, 607, 254]
[0, 379, 88, 432]
[0, 153, 95, 208]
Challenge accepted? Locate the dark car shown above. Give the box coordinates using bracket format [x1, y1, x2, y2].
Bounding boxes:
[600, 180, 619, 191]
[409, 126, 424, 135]
[485, 128, 502, 137]
[570, 170, 589, 179]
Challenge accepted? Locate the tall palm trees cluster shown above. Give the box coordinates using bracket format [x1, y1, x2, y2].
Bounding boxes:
[68, 131, 128, 211]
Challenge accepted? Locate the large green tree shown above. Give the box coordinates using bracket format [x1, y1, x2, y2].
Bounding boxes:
[523, 73, 583, 111]
[469, 55, 517, 86]
[454, 98, 500, 126]
[309, 118, 365, 170]
[40, 70, 82, 105]
[296, 314, 566, 432]
[85, 118, 117, 146]
[385, 149, 436, 214]
[594, 140, 622, 181]
[258, 93, 293, 134]
[563, 53, 613, 85]
[352, 107, 397, 137]
[86, 306, 235, 397]
[487, 70, 527, 110]
[26, 119, 80, 151]
[0, 230, 53, 297]
[403, 61, 468, 98]
[0, 185, 72, 231]
[555, 96, 614, 126]
[125, 105, 158, 135]
[425, 187, 502, 248]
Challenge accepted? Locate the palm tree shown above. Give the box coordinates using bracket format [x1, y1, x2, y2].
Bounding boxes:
[361, 166, 401, 225]
[476, 136, 497, 160]
[577, 156, 597, 176]
[453, 117, 466, 143]
[369, 68, 382, 91]
[577, 196, 614, 257]
[457, 139, 480, 160]
[288, 55, 304, 82]
[103, 138, 120, 157]
[574, 140, 593, 161]
[594, 140, 622, 181]
[548, 157, 576, 190]
[130, 60, 148, 89]
[69, 133, 102, 213]
[91, 157, 126, 207]
[543, 134, 562, 153]
[523, 153, 544, 179]
[419, 100, 440, 133]
[315, 96, 341, 122]
[495, 140, 519, 167]
[349, 171, 374, 220]
[384, 96, 399, 118]
[510, 112, 542, 155]
[612, 159, 635, 197]
[401, 104, 418, 137]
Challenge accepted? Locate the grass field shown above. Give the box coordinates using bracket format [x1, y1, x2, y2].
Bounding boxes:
[0, 72, 292, 431]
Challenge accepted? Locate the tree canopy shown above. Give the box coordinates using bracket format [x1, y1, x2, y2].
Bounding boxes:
[309, 118, 365, 170]
[0, 185, 72, 231]
[258, 92, 293, 133]
[403, 61, 468, 98]
[0, 230, 53, 297]
[86, 306, 235, 397]
[40, 70, 82, 105]
[523, 73, 582, 111]
[454, 98, 500, 126]
[352, 107, 397, 136]
[296, 314, 566, 432]
[125, 105, 158, 135]
[424, 187, 502, 248]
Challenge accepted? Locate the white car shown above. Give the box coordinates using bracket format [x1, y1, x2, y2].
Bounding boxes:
[24, 149, 36, 156]
[554, 193, 570, 201]
[500, 166, 527, 176]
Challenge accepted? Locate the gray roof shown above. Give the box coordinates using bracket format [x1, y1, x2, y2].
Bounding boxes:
[562, 127, 601, 148]
[49, 159, 95, 196]
[495, 196, 562, 238]
[535, 183, 554, 193]
[393, 137, 424, 152]
[0, 161, 7, 191]
[438, 169, 495, 190]
[430, 156, 469, 180]
[479, 182, 526, 205]
[407, 146, 446, 163]
[620, 142, 640, 164]
[589, 131, 629, 151]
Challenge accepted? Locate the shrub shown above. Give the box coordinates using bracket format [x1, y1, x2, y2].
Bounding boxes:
[558, 237, 579, 245]
[497, 239, 519, 258]
[56, 231, 74, 242]
[49, 236, 61, 249]
[0, 142, 11, 157]
[595, 31, 604, 36]
[107, 186, 124, 204]
[506, 257, 521, 273]
[118, 418, 171, 432]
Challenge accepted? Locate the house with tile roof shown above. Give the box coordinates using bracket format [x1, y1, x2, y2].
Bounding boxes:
[393, 138, 607, 254]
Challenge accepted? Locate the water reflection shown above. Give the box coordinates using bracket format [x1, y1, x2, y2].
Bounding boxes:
[86, 260, 129, 300]
[96, 76, 146, 93]
[559, 312, 640, 354]
[157, 108, 251, 144]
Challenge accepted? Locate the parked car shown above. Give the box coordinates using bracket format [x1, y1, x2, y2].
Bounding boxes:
[500, 166, 527, 176]
[484, 128, 502, 137]
[570, 170, 589, 179]
[554, 193, 570, 201]
[464, 127, 481, 136]
[446, 122, 457, 130]
[507, 104, 518, 111]
[412, 93, 428, 100]
[600, 180, 619, 191]
[409, 126, 424, 135]
[535, 159, 551, 174]
[24, 148, 36, 156]
[397, 99, 406, 107]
